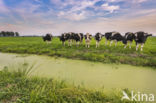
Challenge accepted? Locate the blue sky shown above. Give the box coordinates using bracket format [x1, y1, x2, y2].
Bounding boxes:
[0, 0, 156, 35]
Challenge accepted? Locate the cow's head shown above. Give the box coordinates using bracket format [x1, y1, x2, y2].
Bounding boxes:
[145, 33, 152, 37]
[42, 36, 46, 41]
[122, 34, 127, 44]
[95, 32, 103, 40]
[122, 38, 127, 44]
[85, 33, 92, 40]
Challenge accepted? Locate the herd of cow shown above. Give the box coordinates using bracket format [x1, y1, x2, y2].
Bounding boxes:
[42, 31, 152, 51]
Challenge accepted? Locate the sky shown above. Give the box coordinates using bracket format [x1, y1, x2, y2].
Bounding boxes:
[0, 0, 156, 36]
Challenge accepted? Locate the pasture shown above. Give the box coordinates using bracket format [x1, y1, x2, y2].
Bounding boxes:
[0, 37, 156, 67]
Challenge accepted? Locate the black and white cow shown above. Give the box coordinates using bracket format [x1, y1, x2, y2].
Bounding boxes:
[104, 32, 112, 45]
[123, 32, 135, 49]
[105, 32, 123, 46]
[73, 33, 84, 46]
[42, 33, 53, 43]
[134, 31, 152, 51]
[59, 33, 69, 46]
[79, 33, 84, 44]
[84, 33, 92, 48]
[59, 32, 83, 46]
[95, 32, 103, 48]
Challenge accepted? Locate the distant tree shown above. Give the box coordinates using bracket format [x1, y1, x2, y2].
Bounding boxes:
[1, 31, 6, 36]
[6, 31, 10, 36]
[10, 32, 15, 37]
[0, 31, 19, 37]
[15, 32, 19, 37]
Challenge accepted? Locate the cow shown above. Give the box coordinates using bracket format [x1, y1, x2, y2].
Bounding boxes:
[79, 33, 84, 44]
[84, 33, 92, 48]
[42, 33, 53, 44]
[134, 31, 152, 51]
[59, 32, 83, 46]
[123, 32, 135, 49]
[104, 32, 112, 45]
[59, 33, 69, 46]
[105, 32, 124, 46]
[73, 33, 84, 47]
[95, 32, 103, 48]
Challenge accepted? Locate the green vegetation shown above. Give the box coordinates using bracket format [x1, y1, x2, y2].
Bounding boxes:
[0, 37, 156, 67]
[0, 65, 137, 103]
[0, 31, 19, 37]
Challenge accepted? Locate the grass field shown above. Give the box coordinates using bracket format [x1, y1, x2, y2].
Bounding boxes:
[0, 65, 138, 103]
[0, 37, 156, 67]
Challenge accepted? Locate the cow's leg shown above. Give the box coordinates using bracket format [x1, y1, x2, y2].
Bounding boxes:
[69, 39, 72, 46]
[98, 41, 100, 48]
[124, 44, 127, 48]
[71, 40, 72, 46]
[96, 41, 98, 48]
[136, 43, 139, 51]
[110, 40, 113, 46]
[80, 40, 82, 44]
[76, 41, 79, 47]
[115, 40, 117, 47]
[105, 40, 107, 45]
[88, 42, 90, 48]
[85, 41, 87, 48]
[129, 41, 132, 49]
[74, 40, 76, 45]
[68, 40, 70, 46]
[63, 42, 65, 46]
[141, 43, 144, 51]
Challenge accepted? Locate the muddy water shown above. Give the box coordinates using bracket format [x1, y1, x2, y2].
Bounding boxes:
[0, 53, 156, 95]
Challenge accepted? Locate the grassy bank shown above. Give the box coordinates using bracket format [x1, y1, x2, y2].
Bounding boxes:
[0, 37, 156, 67]
[0, 66, 137, 103]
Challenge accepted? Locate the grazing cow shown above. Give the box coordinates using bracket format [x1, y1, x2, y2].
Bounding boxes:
[42, 33, 53, 43]
[105, 32, 123, 46]
[134, 31, 152, 51]
[84, 33, 92, 48]
[123, 32, 135, 49]
[95, 32, 103, 48]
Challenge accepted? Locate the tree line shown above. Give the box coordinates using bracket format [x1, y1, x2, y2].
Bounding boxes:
[0, 31, 20, 37]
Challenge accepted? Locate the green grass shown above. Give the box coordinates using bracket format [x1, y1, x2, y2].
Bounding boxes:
[0, 37, 156, 67]
[0, 65, 138, 103]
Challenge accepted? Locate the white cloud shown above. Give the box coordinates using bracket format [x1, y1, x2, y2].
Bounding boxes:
[107, 0, 125, 2]
[132, 0, 147, 3]
[101, 3, 119, 13]
[0, 0, 9, 13]
[56, 0, 101, 21]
